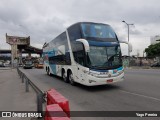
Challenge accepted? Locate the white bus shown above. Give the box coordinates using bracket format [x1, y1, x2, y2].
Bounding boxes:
[43, 22, 124, 86]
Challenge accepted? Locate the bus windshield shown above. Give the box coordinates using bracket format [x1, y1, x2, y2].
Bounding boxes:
[87, 45, 122, 69]
[81, 23, 116, 39]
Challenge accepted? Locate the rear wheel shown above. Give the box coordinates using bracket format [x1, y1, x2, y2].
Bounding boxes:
[62, 71, 69, 83]
[46, 67, 48, 72]
[68, 71, 76, 86]
[46, 67, 49, 75]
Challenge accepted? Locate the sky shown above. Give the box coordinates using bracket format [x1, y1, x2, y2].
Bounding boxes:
[0, 0, 160, 56]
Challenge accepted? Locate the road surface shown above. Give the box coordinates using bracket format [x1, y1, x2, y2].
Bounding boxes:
[20, 68, 160, 120]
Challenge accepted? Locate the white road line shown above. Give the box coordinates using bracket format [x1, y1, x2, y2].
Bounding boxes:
[120, 90, 160, 102]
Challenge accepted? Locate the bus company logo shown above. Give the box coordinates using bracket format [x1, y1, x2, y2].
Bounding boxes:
[2, 112, 11, 117]
[108, 74, 111, 77]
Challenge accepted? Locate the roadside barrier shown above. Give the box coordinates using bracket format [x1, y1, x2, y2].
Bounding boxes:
[47, 89, 70, 118]
[17, 68, 71, 120]
[45, 104, 70, 120]
[17, 67, 46, 119]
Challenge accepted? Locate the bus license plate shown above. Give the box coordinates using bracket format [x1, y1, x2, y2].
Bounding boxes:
[107, 79, 113, 83]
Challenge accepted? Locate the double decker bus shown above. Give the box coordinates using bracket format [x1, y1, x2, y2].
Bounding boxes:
[43, 22, 125, 86]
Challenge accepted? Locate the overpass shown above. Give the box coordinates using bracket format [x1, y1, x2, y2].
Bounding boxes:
[5, 33, 43, 65]
[0, 46, 42, 54]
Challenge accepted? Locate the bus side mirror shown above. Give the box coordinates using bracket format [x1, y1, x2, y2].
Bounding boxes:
[76, 39, 90, 52]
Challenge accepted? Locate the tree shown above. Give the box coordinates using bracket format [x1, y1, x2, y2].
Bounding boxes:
[145, 42, 160, 57]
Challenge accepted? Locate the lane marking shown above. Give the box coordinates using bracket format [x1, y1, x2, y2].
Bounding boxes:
[120, 90, 160, 102]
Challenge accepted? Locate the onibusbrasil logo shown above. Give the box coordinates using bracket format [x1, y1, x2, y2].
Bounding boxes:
[1, 112, 42, 118]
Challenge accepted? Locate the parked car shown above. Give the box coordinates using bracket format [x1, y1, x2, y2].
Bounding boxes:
[150, 62, 160, 67]
[35, 61, 44, 69]
[23, 61, 33, 69]
[4, 60, 11, 67]
[0, 61, 5, 67]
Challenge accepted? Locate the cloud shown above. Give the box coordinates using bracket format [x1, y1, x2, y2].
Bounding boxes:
[0, 0, 160, 56]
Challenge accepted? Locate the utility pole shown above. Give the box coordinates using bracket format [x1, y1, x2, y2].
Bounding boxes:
[122, 20, 134, 66]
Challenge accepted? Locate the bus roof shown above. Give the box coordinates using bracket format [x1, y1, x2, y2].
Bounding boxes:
[67, 22, 110, 29]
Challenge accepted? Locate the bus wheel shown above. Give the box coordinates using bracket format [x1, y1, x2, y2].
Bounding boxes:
[46, 67, 48, 72]
[68, 71, 76, 86]
[47, 67, 49, 75]
[62, 71, 69, 83]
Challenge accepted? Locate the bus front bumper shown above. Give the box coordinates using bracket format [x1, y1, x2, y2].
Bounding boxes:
[84, 72, 124, 86]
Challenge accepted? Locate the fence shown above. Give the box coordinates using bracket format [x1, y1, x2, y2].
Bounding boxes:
[122, 57, 155, 68]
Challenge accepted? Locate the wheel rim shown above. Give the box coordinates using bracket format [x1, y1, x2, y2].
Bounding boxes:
[69, 73, 74, 84]
[63, 72, 67, 81]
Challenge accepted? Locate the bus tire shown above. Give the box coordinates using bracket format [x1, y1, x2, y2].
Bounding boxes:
[46, 67, 49, 75]
[68, 71, 76, 86]
[47, 67, 51, 76]
[46, 67, 48, 73]
[62, 70, 69, 83]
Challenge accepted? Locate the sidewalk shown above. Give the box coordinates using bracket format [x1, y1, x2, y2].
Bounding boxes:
[0, 69, 37, 120]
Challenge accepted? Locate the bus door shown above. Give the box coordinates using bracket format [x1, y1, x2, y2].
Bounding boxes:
[75, 54, 86, 82]
[72, 42, 86, 82]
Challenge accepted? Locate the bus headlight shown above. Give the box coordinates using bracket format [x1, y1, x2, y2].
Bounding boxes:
[83, 70, 89, 73]
[88, 72, 95, 76]
[88, 71, 109, 77]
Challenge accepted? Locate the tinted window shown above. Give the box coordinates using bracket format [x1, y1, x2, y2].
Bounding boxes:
[48, 32, 71, 65]
[81, 23, 116, 38]
[80, 23, 118, 42]
[68, 24, 82, 41]
[51, 32, 69, 51]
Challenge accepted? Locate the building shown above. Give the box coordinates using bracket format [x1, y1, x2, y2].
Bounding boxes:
[150, 35, 160, 63]
[150, 35, 160, 45]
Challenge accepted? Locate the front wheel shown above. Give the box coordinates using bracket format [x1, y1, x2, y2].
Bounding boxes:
[68, 71, 76, 86]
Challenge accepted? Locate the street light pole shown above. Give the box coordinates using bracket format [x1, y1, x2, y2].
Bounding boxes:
[122, 20, 134, 67]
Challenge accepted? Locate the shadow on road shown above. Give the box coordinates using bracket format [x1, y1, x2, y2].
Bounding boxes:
[45, 73, 122, 92]
[75, 84, 121, 92]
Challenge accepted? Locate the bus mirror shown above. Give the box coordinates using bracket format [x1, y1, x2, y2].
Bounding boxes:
[76, 39, 90, 52]
[119, 40, 128, 44]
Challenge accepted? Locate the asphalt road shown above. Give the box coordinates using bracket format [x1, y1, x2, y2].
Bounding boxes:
[20, 68, 160, 120]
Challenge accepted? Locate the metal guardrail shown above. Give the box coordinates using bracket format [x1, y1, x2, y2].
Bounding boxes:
[17, 67, 46, 118]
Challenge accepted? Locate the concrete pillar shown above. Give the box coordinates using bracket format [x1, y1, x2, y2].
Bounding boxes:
[18, 49, 23, 65]
[11, 44, 18, 68]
